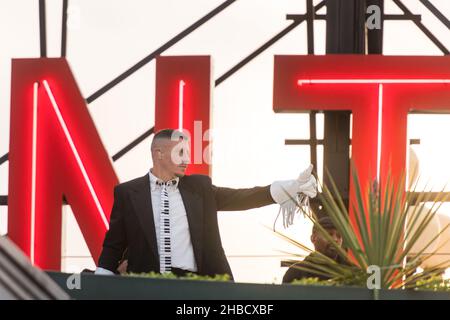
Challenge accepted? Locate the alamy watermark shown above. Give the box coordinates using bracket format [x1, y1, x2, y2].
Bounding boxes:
[366, 265, 381, 290]
[366, 5, 382, 30]
[167, 121, 280, 167]
[66, 273, 81, 290]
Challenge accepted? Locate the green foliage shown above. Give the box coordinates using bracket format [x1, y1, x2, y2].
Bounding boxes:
[415, 275, 450, 292]
[290, 273, 368, 287]
[126, 271, 231, 282]
[277, 164, 450, 290]
[291, 277, 336, 287]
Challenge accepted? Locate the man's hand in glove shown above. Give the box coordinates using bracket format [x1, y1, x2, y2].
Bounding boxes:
[270, 164, 317, 205]
[270, 164, 318, 229]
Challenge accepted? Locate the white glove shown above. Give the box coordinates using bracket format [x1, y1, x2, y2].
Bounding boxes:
[270, 164, 317, 229]
[270, 164, 317, 204]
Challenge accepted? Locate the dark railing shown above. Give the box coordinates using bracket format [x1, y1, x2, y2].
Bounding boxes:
[46, 271, 450, 300]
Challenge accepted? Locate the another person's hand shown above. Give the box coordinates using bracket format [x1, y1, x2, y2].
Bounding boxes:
[117, 259, 128, 275]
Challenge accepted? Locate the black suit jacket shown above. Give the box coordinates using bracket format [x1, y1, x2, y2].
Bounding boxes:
[98, 174, 275, 278]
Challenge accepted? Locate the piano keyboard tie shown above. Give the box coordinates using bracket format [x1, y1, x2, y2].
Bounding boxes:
[158, 182, 172, 273]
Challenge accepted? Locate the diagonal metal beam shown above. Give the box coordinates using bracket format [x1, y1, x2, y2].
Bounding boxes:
[215, 20, 302, 86]
[419, 0, 450, 29]
[216, 0, 327, 86]
[112, 127, 154, 162]
[0, 129, 156, 166]
[1, 0, 444, 167]
[114, 0, 327, 161]
[393, 0, 449, 55]
[0, 0, 236, 166]
[99, 0, 327, 163]
[85, 0, 236, 104]
[0, 153, 7, 166]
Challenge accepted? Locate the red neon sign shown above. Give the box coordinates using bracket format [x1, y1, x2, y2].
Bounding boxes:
[155, 56, 211, 176]
[8, 59, 119, 270]
[274, 54, 450, 223]
[8, 56, 211, 269]
[178, 79, 186, 131]
[8, 55, 450, 270]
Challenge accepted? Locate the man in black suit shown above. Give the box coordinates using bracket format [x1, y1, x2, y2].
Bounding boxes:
[96, 129, 317, 279]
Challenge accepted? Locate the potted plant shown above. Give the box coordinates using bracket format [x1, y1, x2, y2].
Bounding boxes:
[277, 165, 450, 295]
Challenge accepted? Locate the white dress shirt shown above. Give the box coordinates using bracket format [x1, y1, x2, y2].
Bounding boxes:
[148, 170, 197, 272]
[95, 170, 197, 275]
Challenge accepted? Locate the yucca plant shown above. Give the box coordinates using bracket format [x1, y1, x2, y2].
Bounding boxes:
[277, 164, 450, 290]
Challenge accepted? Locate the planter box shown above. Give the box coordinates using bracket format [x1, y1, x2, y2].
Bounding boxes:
[46, 272, 450, 300]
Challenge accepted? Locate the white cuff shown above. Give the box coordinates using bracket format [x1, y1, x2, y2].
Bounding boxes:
[94, 267, 115, 276]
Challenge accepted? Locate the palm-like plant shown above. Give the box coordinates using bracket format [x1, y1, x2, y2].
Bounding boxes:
[278, 165, 450, 290]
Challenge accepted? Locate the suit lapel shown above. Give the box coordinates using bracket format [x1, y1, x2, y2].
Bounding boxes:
[129, 174, 159, 267]
[178, 178, 204, 270]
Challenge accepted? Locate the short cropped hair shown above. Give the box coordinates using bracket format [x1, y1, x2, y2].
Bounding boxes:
[151, 129, 188, 150]
[312, 216, 336, 234]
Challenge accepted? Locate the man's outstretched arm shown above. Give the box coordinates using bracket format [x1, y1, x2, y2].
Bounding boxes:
[212, 165, 317, 212]
[213, 185, 275, 211]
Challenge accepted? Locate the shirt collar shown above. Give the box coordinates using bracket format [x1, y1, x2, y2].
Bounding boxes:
[149, 169, 179, 191]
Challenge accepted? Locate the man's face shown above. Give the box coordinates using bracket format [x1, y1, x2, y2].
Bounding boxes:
[311, 228, 343, 259]
[156, 139, 190, 178]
